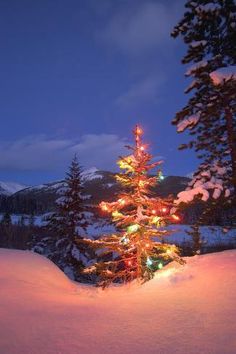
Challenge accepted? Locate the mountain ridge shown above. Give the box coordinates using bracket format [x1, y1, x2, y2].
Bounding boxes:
[0, 170, 190, 215]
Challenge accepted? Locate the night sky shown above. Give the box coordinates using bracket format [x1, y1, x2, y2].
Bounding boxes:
[0, 0, 198, 185]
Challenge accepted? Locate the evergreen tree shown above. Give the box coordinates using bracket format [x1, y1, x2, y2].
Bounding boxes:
[1, 212, 12, 226]
[36, 155, 92, 280]
[186, 224, 202, 255]
[18, 215, 26, 227]
[171, 1, 236, 213]
[29, 214, 35, 227]
[80, 126, 184, 288]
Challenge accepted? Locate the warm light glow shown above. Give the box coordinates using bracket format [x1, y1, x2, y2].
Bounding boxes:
[100, 202, 109, 212]
[118, 198, 126, 205]
[162, 207, 167, 213]
[140, 145, 145, 151]
[172, 214, 180, 221]
[155, 267, 178, 279]
[136, 126, 143, 135]
[138, 180, 145, 187]
[151, 216, 161, 224]
[158, 262, 163, 269]
[151, 209, 156, 214]
[112, 211, 122, 218]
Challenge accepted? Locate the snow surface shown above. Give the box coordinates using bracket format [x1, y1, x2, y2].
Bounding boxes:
[2, 214, 235, 249]
[0, 214, 47, 227]
[0, 181, 28, 196]
[0, 248, 236, 353]
[164, 225, 236, 248]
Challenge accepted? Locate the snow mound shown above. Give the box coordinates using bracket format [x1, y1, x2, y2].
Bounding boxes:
[0, 248, 236, 353]
[0, 249, 76, 292]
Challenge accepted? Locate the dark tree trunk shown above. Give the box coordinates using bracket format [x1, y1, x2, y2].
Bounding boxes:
[225, 106, 236, 200]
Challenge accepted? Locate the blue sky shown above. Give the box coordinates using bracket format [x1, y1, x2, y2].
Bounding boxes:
[0, 0, 198, 185]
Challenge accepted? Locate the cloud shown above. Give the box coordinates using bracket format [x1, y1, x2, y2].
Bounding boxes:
[98, 1, 180, 54]
[0, 134, 128, 172]
[115, 75, 165, 108]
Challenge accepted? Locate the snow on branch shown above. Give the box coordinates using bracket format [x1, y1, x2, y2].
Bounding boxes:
[186, 60, 208, 76]
[195, 3, 221, 13]
[190, 40, 207, 48]
[177, 113, 200, 132]
[174, 163, 230, 205]
[210, 66, 236, 85]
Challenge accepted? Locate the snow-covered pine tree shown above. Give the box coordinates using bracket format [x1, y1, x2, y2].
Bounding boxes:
[38, 155, 92, 280]
[186, 224, 202, 255]
[171, 1, 236, 219]
[1, 212, 12, 226]
[80, 126, 184, 288]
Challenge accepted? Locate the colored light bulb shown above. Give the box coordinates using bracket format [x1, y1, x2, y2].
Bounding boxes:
[146, 257, 153, 266]
[136, 127, 143, 135]
[127, 224, 139, 233]
[172, 214, 180, 221]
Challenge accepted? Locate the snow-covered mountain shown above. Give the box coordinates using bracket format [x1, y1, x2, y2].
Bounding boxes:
[0, 170, 190, 215]
[0, 181, 28, 196]
[81, 167, 103, 181]
[14, 167, 104, 194]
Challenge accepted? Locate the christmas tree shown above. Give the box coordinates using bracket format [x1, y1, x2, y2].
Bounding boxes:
[171, 0, 236, 213]
[81, 126, 183, 288]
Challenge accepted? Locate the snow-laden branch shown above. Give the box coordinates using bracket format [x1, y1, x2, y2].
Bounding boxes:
[210, 66, 236, 85]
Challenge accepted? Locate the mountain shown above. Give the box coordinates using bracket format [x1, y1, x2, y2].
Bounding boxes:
[0, 182, 28, 196]
[0, 169, 190, 214]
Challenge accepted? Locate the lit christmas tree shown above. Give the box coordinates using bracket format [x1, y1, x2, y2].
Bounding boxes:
[81, 126, 183, 287]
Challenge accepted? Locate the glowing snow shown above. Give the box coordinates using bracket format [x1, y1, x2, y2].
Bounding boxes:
[0, 248, 236, 353]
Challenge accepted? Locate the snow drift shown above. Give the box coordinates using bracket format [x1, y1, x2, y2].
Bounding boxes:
[0, 248, 236, 354]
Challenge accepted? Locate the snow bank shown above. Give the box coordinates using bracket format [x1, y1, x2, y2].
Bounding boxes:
[1, 248, 236, 353]
[0, 249, 75, 292]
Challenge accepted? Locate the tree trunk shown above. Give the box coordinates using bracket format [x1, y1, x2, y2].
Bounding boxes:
[225, 106, 236, 201]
